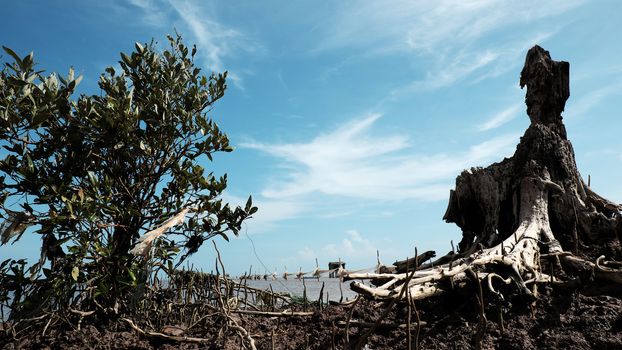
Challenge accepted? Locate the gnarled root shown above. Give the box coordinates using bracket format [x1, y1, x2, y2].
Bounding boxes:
[346, 175, 622, 302]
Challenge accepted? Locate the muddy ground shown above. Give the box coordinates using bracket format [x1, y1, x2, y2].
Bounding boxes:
[3, 283, 621, 349]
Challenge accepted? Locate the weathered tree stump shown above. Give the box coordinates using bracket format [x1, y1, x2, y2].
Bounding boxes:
[346, 45, 622, 301]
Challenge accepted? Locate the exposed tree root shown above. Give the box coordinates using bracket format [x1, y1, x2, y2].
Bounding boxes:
[348, 175, 621, 301]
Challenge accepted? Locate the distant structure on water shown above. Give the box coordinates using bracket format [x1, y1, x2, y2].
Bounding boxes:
[328, 261, 345, 278]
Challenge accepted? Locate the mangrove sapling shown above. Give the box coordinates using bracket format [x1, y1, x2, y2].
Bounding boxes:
[0, 34, 257, 321]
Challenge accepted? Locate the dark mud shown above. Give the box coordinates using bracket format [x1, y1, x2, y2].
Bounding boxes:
[3, 287, 621, 349]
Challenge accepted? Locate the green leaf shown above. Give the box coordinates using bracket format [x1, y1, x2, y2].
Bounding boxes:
[22, 52, 33, 67]
[135, 42, 144, 53]
[21, 202, 33, 213]
[26, 154, 34, 172]
[219, 232, 229, 242]
[245, 195, 252, 212]
[2, 46, 22, 66]
[71, 266, 79, 281]
[120, 52, 132, 67]
[128, 269, 136, 283]
[87, 171, 98, 187]
[31, 113, 48, 127]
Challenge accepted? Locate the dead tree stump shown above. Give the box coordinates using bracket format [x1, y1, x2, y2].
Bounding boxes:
[346, 45, 622, 301]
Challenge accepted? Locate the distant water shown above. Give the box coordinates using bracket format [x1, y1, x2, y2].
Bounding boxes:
[0, 278, 362, 321]
[239, 277, 359, 302]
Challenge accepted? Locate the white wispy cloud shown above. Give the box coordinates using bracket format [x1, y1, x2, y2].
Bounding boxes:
[322, 230, 376, 258]
[108, 0, 257, 90]
[122, 0, 257, 90]
[395, 49, 500, 94]
[98, 0, 168, 27]
[384, 30, 559, 98]
[221, 192, 306, 234]
[566, 80, 622, 119]
[169, 2, 243, 72]
[315, 1, 584, 94]
[297, 246, 316, 261]
[294, 230, 380, 268]
[242, 114, 520, 202]
[572, 63, 622, 83]
[127, 0, 167, 25]
[469, 30, 560, 85]
[315, 0, 584, 54]
[478, 104, 523, 131]
[384, 30, 558, 100]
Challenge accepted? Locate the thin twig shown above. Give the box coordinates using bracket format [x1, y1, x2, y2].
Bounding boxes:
[345, 296, 360, 345]
[122, 317, 211, 343]
[231, 309, 314, 317]
[337, 320, 427, 329]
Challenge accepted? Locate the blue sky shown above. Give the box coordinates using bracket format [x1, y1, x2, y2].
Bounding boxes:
[2, 0, 622, 275]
